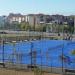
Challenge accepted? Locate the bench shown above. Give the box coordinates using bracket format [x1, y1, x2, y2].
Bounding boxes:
[0, 62, 5, 68]
[65, 69, 75, 74]
[27, 65, 37, 69]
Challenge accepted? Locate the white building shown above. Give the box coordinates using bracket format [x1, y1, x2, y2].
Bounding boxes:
[7, 13, 26, 24]
[26, 14, 47, 26]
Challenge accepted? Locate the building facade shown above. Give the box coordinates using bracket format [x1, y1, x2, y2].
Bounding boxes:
[26, 14, 50, 25]
[7, 13, 26, 24]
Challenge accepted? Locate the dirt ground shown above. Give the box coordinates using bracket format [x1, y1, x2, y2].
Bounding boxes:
[0, 68, 61, 75]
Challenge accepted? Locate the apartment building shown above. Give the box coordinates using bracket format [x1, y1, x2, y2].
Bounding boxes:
[26, 14, 50, 25]
[7, 13, 26, 24]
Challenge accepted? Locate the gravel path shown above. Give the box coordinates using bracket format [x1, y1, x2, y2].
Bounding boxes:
[0, 68, 61, 75]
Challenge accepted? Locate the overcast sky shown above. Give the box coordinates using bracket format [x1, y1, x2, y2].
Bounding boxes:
[0, 0, 75, 16]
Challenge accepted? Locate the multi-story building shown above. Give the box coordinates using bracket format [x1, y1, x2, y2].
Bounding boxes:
[5, 13, 74, 32]
[7, 13, 26, 24]
[26, 14, 54, 32]
[26, 14, 35, 26]
[26, 14, 51, 25]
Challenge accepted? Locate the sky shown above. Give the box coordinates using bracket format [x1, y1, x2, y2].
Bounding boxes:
[0, 0, 75, 16]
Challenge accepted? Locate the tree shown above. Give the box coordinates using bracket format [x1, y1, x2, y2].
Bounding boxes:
[68, 25, 74, 34]
[63, 25, 69, 33]
[71, 50, 75, 55]
[20, 22, 30, 31]
[35, 24, 44, 32]
[43, 25, 46, 32]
